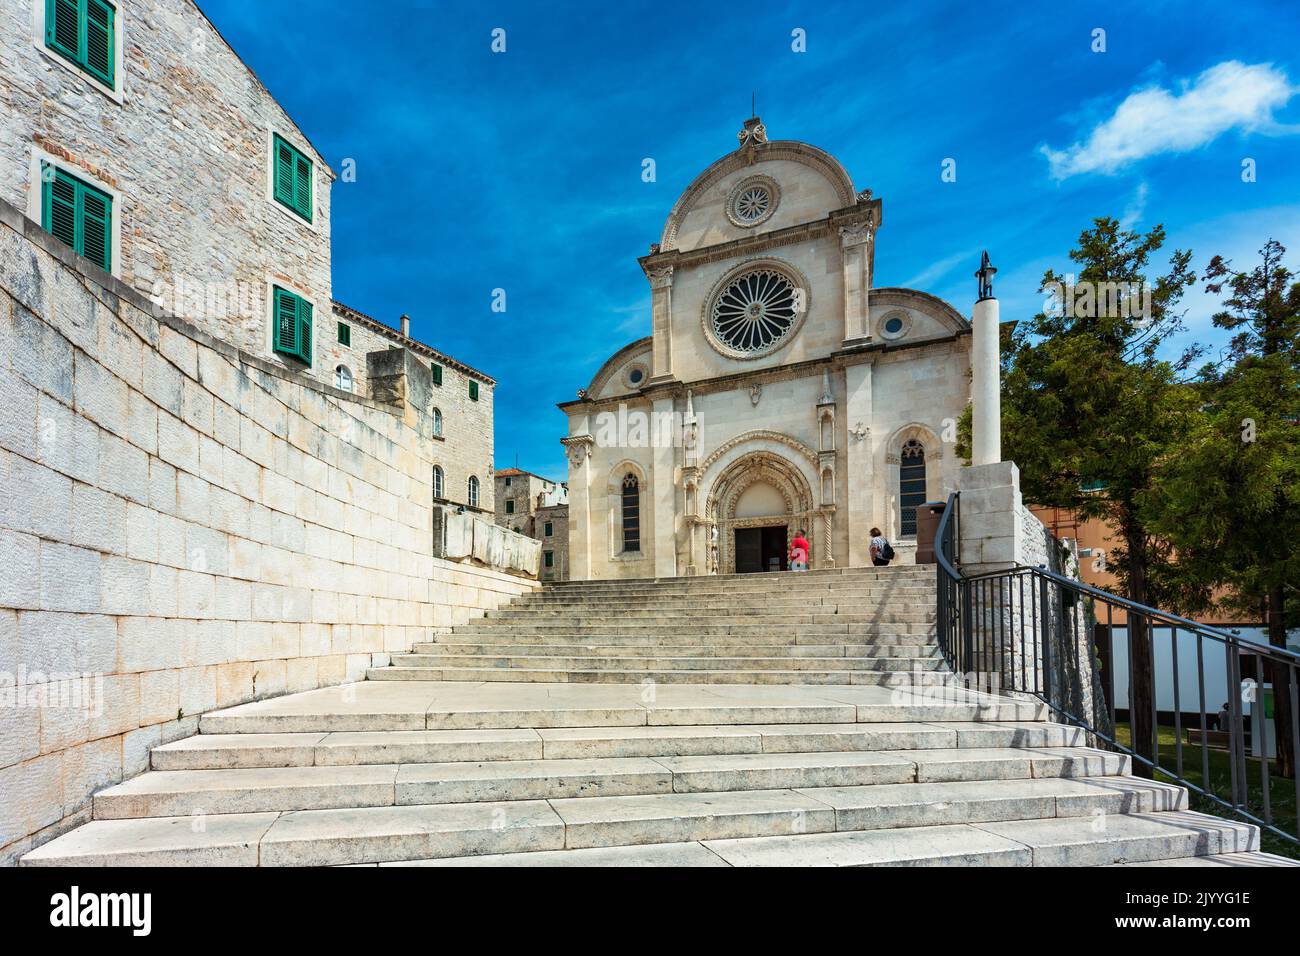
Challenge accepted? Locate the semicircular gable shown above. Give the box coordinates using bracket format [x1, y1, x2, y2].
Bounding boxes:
[585, 337, 653, 399]
[659, 141, 857, 252]
[871, 287, 970, 336]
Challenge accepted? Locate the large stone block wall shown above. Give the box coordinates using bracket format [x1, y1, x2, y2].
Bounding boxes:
[0, 205, 535, 864]
[0, 0, 334, 385]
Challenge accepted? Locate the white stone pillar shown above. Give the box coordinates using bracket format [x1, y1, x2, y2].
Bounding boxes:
[971, 295, 1002, 466]
[843, 362, 873, 566]
[650, 395, 678, 577]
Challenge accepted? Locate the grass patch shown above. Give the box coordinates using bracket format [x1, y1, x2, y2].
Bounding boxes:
[1113, 722, 1299, 860]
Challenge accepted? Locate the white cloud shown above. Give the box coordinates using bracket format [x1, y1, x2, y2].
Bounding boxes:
[1042, 61, 1298, 179]
[1119, 182, 1149, 230]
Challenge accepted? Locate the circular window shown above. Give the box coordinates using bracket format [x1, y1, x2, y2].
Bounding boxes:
[725, 175, 780, 228]
[709, 267, 802, 356]
[623, 362, 649, 389]
[879, 311, 912, 341]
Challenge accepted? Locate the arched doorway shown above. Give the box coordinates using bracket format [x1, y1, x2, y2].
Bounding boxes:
[705, 451, 816, 574]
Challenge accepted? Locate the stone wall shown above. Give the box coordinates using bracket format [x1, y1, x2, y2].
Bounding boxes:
[0, 203, 535, 864]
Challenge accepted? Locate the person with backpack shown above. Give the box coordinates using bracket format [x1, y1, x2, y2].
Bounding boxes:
[869, 527, 894, 566]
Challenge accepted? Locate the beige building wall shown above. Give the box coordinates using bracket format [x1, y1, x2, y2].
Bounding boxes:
[0, 208, 533, 864]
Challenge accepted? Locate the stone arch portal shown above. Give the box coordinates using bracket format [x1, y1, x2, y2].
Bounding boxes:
[704, 450, 820, 574]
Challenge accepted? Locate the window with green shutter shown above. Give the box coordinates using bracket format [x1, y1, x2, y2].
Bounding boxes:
[337, 322, 351, 347]
[469, 380, 479, 401]
[505, 500, 514, 514]
[544, 551, 554, 569]
[46, 0, 116, 90]
[272, 133, 313, 223]
[432, 364, 443, 386]
[41, 164, 112, 272]
[272, 286, 313, 366]
[544, 521, 553, 537]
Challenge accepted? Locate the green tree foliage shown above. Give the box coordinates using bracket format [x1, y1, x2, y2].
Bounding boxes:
[1000, 217, 1198, 777]
[1145, 240, 1300, 777]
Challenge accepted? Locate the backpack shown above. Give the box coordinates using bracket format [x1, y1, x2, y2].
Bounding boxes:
[880, 540, 896, 562]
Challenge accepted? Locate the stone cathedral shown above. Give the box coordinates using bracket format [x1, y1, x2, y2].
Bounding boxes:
[560, 117, 973, 579]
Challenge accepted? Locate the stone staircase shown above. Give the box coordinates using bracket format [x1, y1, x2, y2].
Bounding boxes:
[369, 566, 948, 686]
[21, 568, 1296, 867]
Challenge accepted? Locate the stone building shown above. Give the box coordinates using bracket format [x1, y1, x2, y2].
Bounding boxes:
[0, 0, 519, 862]
[494, 468, 568, 580]
[561, 117, 971, 579]
[0, 0, 493, 513]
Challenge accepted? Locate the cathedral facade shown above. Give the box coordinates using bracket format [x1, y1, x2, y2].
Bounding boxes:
[560, 118, 973, 579]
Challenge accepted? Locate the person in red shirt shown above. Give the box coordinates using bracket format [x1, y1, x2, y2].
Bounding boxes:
[789, 528, 810, 571]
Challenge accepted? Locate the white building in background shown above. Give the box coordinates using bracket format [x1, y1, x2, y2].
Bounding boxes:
[560, 117, 974, 579]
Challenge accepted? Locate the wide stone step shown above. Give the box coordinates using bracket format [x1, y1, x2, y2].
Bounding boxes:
[101, 745, 1129, 817]
[452, 623, 937, 637]
[152, 720, 1085, 770]
[366, 665, 957, 686]
[406, 812, 1259, 868]
[517, 587, 937, 606]
[29, 777, 1204, 866]
[486, 613, 935, 629]
[416, 641, 941, 659]
[434, 631, 934, 647]
[388, 653, 947, 672]
[195, 681, 1047, 733]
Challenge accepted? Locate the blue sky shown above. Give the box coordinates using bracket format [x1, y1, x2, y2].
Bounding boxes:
[200, 0, 1300, 480]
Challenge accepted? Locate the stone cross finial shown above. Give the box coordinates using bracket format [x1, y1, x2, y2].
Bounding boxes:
[737, 116, 768, 149]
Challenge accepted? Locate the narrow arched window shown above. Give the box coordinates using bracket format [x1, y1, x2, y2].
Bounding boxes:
[621, 473, 640, 552]
[432, 465, 444, 499]
[468, 475, 480, 508]
[433, 408, 443, 438]
[335, 365, 353, 392]
[899, 439, 926, 536]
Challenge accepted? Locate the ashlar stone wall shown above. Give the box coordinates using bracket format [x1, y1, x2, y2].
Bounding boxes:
[0, 203, 535, 864]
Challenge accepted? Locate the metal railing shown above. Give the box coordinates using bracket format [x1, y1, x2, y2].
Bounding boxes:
[934, 491, 1300, 848]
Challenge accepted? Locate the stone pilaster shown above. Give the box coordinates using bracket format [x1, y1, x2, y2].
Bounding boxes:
[839, 221, 874, 346]
[650, 395, 678, 577]
[844, 361, 873, 566]
[647, 265, 674, 381]
[562, 432, 595, 580]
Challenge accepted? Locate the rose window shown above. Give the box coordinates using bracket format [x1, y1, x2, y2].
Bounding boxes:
[710, 269, 799, 354]
[733, 185, 771, 223]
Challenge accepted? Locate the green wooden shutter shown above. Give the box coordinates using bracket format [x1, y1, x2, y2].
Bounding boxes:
[469, 380, 479, 401]
[43, 167, 78, 250]
[47, 0, 81, 63]
[42, 166, 111, 272]
[273, 287, 299, 357]
[432, 364, 443, 386]
[79, 181, 112, 271]
[272, 134, 313, 222]
[337, 322, 351, 347]
[85, 0, 114, 87]
[274, 136, 296, 209]
[294, 154, 313, 222]
[296, 296, 313, 365]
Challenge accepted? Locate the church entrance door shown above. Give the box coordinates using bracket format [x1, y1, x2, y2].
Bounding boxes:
[734, 525, 788, 573]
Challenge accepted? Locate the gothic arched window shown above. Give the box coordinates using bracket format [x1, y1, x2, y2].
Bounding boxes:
[432, 465, 444, 500]
[468, 475, 480, 508]
[899, 440, 926, 537]
[433, 408, 443, 437]
[621, 474, 640, 552]
[335, 365, 353, 392]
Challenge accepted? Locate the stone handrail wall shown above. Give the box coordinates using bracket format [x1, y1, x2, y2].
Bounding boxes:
[0, 201, 537, 863]
[433, 505, 542, 578]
